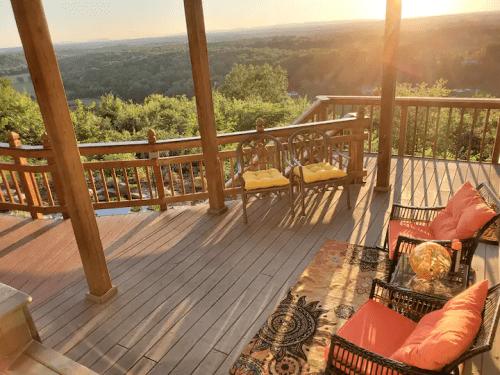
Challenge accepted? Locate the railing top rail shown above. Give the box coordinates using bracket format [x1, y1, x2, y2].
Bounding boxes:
[0, 117, 367, 157]
[319, 95, 500, 109]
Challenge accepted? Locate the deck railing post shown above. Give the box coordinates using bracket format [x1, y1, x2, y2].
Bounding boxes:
[7, 132, 43, 219]
[492, 119, 500, 165]
[184, 0, 227, 215]
[41, 133, 69, 218]
[11, 0, 116, 302]
[148, 130, 168, 210]
[376, 0, 402, 191]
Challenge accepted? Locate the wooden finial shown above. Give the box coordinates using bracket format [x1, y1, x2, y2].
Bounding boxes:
[256, 118, 265, 133]
[356, 106, 366, 119]
[41, 132, 50, 149]
[147, 129, 156, 144]
[8, 132, 22, 147]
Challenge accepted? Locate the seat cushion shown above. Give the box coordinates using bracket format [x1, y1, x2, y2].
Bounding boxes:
[336, 299, 418, 358]
[390, 280, 489, 371]
[242, 168, 290, 190]
[430, 182, 496, 240]
[293, 162, 347, 183]
[389, 221, 434, 259]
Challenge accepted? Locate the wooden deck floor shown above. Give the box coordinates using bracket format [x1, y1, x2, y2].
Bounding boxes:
[0, 155, 499, 375]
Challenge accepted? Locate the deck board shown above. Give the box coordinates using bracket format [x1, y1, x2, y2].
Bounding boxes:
[0, 155, 499, 375]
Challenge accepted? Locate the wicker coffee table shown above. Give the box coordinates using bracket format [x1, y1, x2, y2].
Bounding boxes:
[390, 253, 469, 299]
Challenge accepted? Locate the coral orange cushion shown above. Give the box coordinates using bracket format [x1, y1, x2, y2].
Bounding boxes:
[293, 162, 347, 183]
[336, 299, 418, 358]
[430, 182, 495, 240]
[456, 202, 496, 238]
[390, 280, 489, 370]
[389, 221, 434, 259]
[242, 168, 290, 190]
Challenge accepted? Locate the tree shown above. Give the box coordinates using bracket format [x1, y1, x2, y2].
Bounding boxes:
[0, 77, 44, 145]
[220, 63, 289, 103]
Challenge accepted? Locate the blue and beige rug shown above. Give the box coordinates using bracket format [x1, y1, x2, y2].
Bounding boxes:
[230, 240, 390, 375]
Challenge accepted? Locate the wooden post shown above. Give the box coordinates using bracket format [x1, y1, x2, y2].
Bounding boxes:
[375, 0, 402, 192]
[184, 0, 227, 215]
[492, 119, 500, 165]
[11, 0, 116, 302]
[318, 102, 328, 122]
[41, 133, 69, 219]
[7, 132, 43, 219]
[148, 129, 168, 210]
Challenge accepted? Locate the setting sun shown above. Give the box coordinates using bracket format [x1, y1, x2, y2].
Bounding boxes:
[402, 0, 454, 18]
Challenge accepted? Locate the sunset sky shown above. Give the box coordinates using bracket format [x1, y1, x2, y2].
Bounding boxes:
[1, 0, 499, 48]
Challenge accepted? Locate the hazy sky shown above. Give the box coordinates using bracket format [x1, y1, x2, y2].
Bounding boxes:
[1, 0, 500, 48]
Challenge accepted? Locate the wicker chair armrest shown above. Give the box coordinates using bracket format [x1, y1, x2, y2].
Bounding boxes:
[390, 204, 445, 223]
[327, 334, 439, 375]
[369, 279, 446, 321]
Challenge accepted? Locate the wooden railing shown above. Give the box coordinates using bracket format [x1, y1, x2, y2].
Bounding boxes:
[0, 118, 368, 217]
[294, 96, 500, 163]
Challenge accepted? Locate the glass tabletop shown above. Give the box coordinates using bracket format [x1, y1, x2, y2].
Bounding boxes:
[390, 253, 469, 299]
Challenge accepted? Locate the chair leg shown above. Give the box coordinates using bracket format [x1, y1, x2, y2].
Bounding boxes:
[346, 181, 351, 209]
[289, 184, 295, 220]
[301, 181, 306, 216]
[242, 192, 248, 223]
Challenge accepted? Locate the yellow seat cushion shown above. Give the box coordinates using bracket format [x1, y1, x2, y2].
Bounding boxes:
[293, 162, 347, 183]
[242, 168, 290, 190]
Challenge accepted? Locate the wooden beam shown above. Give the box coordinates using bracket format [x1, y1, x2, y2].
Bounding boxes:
[10, 0, 116, 301]
[375, 0, 402, 191]
[184, 0, 227, 214]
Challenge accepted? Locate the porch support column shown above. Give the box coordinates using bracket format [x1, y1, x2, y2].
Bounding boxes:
[184, 0, 227, 214]
[11, 0, 116, 302]
[375, 0, 402, 192]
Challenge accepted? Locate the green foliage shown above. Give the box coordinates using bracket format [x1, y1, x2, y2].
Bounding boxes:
[221, 63, 289, 103]
[0, 77, 44, 145]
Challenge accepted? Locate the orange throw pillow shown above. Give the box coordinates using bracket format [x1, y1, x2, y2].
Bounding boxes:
[430, 182, 495, 240]
[456, 202, 496, 238]
[390, 280, 488, 370]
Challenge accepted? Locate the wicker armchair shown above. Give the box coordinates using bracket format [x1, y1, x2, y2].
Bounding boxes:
[325, 279, 500, 375]
[235, 131, 294, 223]
[288, 128, 350, 216]
[383, 182, 500, 281]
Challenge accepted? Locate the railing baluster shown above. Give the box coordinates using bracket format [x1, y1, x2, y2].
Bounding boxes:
[433, 107, 441, 159]
[479, 109, 491, 162]
[219, 157, 225, 189]
[122, 167, 132, 200]
[42, 172, 54, 206]
[189, 162, 196, 194]
[30, 173, 43, 206]
[0, 181, 5, 202]
[100, 169, 110, 202]
[145, 166, 154, 199]
[467, 109, 478, 161]
[9, 171, 24, 204]
[368, 105, 374, 153]
[492, 119, 500, 165]
[177, 163, 185, 195]
[88, 169, 99, 203]
[422, 107, 430, 157]
[455, 108, 466, 160]
[200, 161, 206, 192]
[411, 106, 419, 157]
[111, 168, 121, 202]
[398, 104, 408, 156]
[133, 167, 144, 200]
[0, 170, 15, 203]
[166, 164, 175, 196]
[444, 108, 453, 160]
[229, 157, 237, 200]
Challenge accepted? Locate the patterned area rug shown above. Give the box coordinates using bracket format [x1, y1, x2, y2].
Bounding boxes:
[229, 240, 390, 375]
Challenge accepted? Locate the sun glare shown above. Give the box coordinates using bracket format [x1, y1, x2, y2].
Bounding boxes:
[402, 0, 454, 18]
